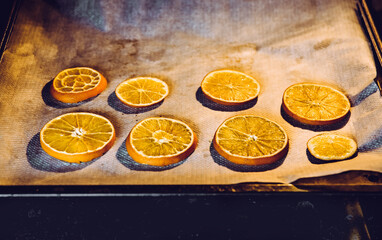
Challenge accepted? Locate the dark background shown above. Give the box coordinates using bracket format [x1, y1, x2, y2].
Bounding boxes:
[0, 193, 381, 239]
[1, 0, 382, 239]
[0, 194, 381, 240]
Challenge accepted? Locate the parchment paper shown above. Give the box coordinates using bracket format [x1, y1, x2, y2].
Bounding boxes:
[0, 0, 381, 185]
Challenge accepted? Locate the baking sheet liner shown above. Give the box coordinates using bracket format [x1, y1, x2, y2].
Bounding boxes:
[0, 0, 381, 185]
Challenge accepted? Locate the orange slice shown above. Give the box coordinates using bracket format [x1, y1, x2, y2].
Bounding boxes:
[40, 112, 115, 163]
[307, 133, 357, 160]
[50, 67, 107, 103]
[213, 115, 288, 165]
[201, 69, 260, 105]
[282, 83, 350, 125]
[126, 117, 197, 166]
[115, 77, 169, 108]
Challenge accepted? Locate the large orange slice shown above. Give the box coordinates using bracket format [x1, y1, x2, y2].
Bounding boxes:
[50, 67, 107, 103]
[282, 83, 350, 125]
[126, 117, 197, 166]
[40, 112, 115, 163]
[213, 115, 288, 166]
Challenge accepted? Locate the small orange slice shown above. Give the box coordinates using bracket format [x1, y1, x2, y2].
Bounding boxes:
[50, 67, 107, 103]
[115, 77, 169, 108]
[213, 115, 288, 166]
[40, 112, 115, 163]
[307, 133, 357, 160]
[282, 83, 350, 125]
[201, 69, 260, 105]
[126, 117, 197, 166]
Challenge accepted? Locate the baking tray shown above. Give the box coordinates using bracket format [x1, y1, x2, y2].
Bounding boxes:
[1, 0, 382, 194]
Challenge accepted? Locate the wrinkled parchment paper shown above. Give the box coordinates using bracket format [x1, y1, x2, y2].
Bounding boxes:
[0, 0, 381, 185]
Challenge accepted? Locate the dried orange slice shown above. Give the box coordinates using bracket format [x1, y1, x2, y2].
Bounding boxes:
[307, 133, 357, 160]
[213, 115, 288, 166]
[40, 112, 115, 163]
[50, 67, 107, 103]
[282, 83, 350, 125]
[201, 69, 260, 105]
[115, 77, 169, 108]
[126, 117, 197, 166]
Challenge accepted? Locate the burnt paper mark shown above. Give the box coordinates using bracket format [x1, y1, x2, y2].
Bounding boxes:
[196, 87, 257, 112]
[108, 91, 163, 114]
[313, 39, 332, 51]
[41, 79, 95, 109]
[116, 138, 186, 171]
[306, 149, 358, 164]
[280, 105, 350, 132]
[209, 142, 285, 172]
[26, 133, 95, 172]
